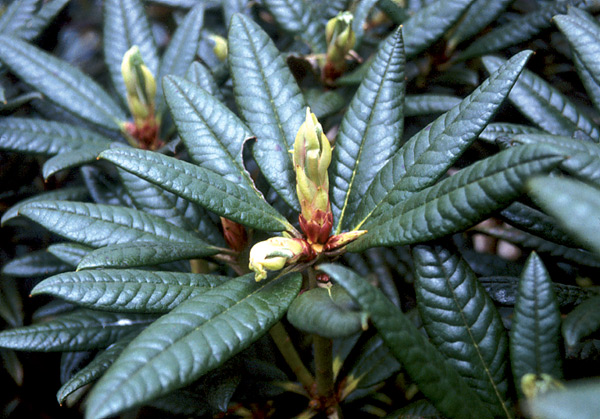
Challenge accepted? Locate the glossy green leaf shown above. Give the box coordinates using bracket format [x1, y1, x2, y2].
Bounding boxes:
[164, 75, 256, 189]
[401, 0, 474, 58]
[352, 0, 378, 45]
[1, 186, 88, 225]
[350, 145, 565, 253]
[157, 4, 204, 107]
[331, 28, 405, 233]
[0, 117, 114, 156]
[223, 0, 250, 27]
[99, 147, 293, 232]
[262, 0, 326, 52]
[103, 0, 159, 105]
[344, 335, 400, 394]
[510, 252, 562, 394]
[228, 13, 305, 211]
[350, 50, 532, 231]
[43, 143, 110, 179]
[479, 123, 543, 143]
[0, 0, 37, 35]
[77, 242, 219, 270]
[18, 200, 208, 248]
[446, 0, 513, 53]
[320, 264, 492, 419]
[527, 176, 600, 256]
[404, 94, 462, 117]
[562, 296, 600, 347]
[528, 379, 600, 419]
[287, 285, 367, 338]
[32, 270, 229, 313]
[483, 55, 600, 141]
[85, 273, 302, 419]
[377, 0, 409, 24]
[47, 243, 93, 267]
[57, 332, 138, 404]
[573, 50, 600, 114]
[185, 61, 224, 102]
[414, 244, 510, 417]
[0, 310, 154, 351]
[16, 0, 70, 41]
[459, 0, 589, 61]
[0, 35, 126, 128]
[304, 88, 348, 119]
[2, 250, 71, 278]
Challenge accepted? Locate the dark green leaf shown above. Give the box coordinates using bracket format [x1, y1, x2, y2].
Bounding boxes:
[57, 332, 138, 404]
[349, 144, 565, 252]
[17, 0, 70, 41]
[304, 88, 348, 119]
[344, 336, 400, 395]
[2, 250, 71, 278]
[331, 28, 405, 233]
[414, 244, 510, 417]
[262, 0, 326, 52]
[320, 264, 493, 419]
[0, 0, 37, 35]
[99, 148, 293, 232]
[164, 75, 256, 190]
[478, 123, 543, 143]
[77, 242, 219, 270]
[43, 143, 110, 179]
[18, 200, 208, 248]
[0, 117, 113, 156]
[459, 0, 590, 61]
[185, 61, 224, 102]
[0, 310, 154, 351]
[482, 55, 600, 141]
[223, 0, 250, 27]
[229, 14, 305, 211]
[404, 94, 462, 117]
[510, 252, 562, 394]
[350, 50, 532, 231]
[1, 186, 88, 225]
[386, 400, 440, 419]
[0, 278, 24, 328]
[573, 50, 600, 114]
[401, 0, 474, 58]
[85, 273, 302, 419]
[528, 379, 600, 419]
[352, 0, 378, 45]
[377, 0, 409, 24]
[0, 348, 24, 386]
[287, 286, 367, 338]
[563, 296, 600, 347]
[103, 0, 159, 105]
[0, 35, 126, 128]
[32, 270, 230, 313]
[527, 176, 600, 256]
[47, 243, 93, 267]
[157, 4, 204, 108]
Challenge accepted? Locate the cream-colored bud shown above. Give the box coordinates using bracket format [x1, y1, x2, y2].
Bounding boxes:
[121, 46, 157, 121]
[521, 373, 564, 400]
[210, 34, 228, 62]
[249, 237, 307, 281]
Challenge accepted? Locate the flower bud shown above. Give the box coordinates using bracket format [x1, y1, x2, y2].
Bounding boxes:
[324, 11, 356, 83]
[324, 230, 367, 252]
[521, 373, 564, 399]
[221, 217, 247, 252]
[121, 46, 157, 123]
[249, 237, 313, 281]
[210, 34, 228, 62]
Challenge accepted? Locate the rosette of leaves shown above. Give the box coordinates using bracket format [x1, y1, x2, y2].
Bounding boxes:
[0, 1, 576, 419]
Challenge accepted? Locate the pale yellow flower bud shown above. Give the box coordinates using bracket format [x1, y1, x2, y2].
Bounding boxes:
[121, 46, 157, 123]
[521, 373, 564, 400]
[249, 237, 310, 281]
[210, 34, 228, 62]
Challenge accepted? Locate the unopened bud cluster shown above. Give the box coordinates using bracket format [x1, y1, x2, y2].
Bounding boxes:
[323, 12, 356, 83]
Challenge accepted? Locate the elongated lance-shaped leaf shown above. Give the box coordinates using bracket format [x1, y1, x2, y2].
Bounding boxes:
[47, 243, 93, 267]
[479, 123, 543, 143]
[511, 133, 600, 187]
[445, 0, 513, 53]
[185, 61, 224, 102]
[0, 117, 113, 155]
[43, 143, 110, 179]
[401, 0, 474, 58]
[331, 28, 405, 233]
[352, 0, 378, 45]
[17, 0, 70, 41]
[262, 0, 326, 52]
[404, 94, 462, 117]
[459, 0, 591, 61]
[85, 273, 302, 419]
[103, 0, 159, 106]
[350, 50, 532, 231]
[77, 242, 220, 270]
[2, 250, 71, 278]
[58, 332, 138, 404]
[413, 244, 510, 417]
[483, 55, 600, 141]
[349, 144, 566, 252]
[99, 148, 294, 232]
[319, 264, 493, 419]
[1, 186, 88, 225]
[157, 3, 204, 110]
[32, 270, 230, 313]
[562, 296, 600, 347]
[117, 168, 224, 245]
[18, 200, 209, 248]
[510, 252, 562, 393]
[0, 310, 155, 352]
[223, 0, 250, 27]
[527, 176, 600, 256]
[0, 35, 126, 128]
[164, 76, 256, 190]
[0, 0, 37, 35]
[228, 13, 305, 211]
[573, 50, 600, 114]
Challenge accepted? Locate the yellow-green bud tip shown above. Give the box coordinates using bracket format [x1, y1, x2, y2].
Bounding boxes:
[210, 34, 228, 62]
[248, 237, 306, 281]
[121, 45, 156, 121]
